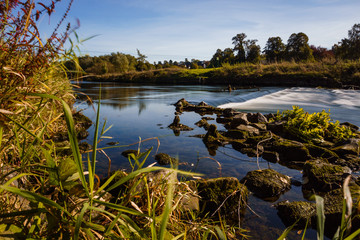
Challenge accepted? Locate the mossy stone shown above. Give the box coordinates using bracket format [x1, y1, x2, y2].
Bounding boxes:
[241, 169, 291, 201]
[196, 177, 248, 222]
[276, 201, 315, 228]
[303, 159, 351, 192]
[155, 153, 177, 166]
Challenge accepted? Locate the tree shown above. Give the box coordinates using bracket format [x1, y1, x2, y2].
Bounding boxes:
[232, 33, 247, 63]
[264, 37, 286, 63]
[209, 49, 223, 67]
[222, 48, 235, 64]
[246, 39, 261, 64]
[310, 45, 334, 61]
[110, 52, 129, 73]
[136, 49, 148, 71]
[285, 32, 314, 62]
[333, 23, 360, 60]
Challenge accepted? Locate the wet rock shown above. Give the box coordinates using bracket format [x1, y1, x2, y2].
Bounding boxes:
[302, 159, 351, 192]
[341, 122, 359, 132]
[305, 144, 339, 160]
[276, 201, 316, 228]
[247, 112, 268, 123]
[121, 149, 139, 158]
[198, 101, 209, 107]
[262, 151, 280, 163]
[266, 138, 312, 163]
[174, 98, 190, 112]
[79, 141, 91, 152]
[266, 121, 285, 135]
[155, 153, 178, 166]
[250, 123, 267, 131]
[331, 138, 360, 156]
[168, 116, 194, 135]
[333, 155, 360, 170]
[230, 113, 250, 128]
[195, 119, 210, 130]
[241, 169, 291, 201]
[222, 108, 238, 118]
[225, 124, 260, 140]
[196, 177, 248, 222]
[204, 124, 224, 142]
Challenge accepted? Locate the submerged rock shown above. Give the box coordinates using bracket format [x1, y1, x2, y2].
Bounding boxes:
[241, 169, 291, 201]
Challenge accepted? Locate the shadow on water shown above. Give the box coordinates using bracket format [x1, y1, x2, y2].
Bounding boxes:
[74, 82, 360, 239]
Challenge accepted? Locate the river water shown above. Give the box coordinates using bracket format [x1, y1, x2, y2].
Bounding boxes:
[74, 82, 360, 239]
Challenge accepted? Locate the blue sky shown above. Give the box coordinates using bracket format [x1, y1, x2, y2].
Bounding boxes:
[44, 0, 360, 62]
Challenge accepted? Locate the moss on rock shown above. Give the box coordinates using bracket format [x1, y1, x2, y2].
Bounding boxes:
[241, 169, 291, 201]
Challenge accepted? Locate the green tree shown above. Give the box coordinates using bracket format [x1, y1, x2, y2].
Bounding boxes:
[209, 49, 223, 67]
[333, 23, 360, 60]
[264, 36, 286, 63]
[110, 52, 129, 73]
[232, 33, 247, 63]
[285, 32, 314, 62]
[222, 48, 235, 64]
[246, 39, 261, 64]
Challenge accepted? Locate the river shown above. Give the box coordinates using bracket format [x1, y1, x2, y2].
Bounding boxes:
[74, 82, 360, 239]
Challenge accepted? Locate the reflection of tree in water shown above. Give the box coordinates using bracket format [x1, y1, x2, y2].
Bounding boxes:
[138, 100, 146, 116]
[75, 82, 148, 111]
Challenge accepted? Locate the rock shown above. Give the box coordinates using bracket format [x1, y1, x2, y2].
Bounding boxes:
[302, 159, 351, 192]
[241, 169, 291, 201]
[266, 138, 312, 164]
[262, 151, 280, 163]
[331, 138, 360, 156]
[155, 153, 178, 166]
[195, 119, 210, 130]
[235, 124, 260, 136]
[341, 122, 359, 131]
[250, 123, 267, 131]
[230, 113, 250, 128]
[266, 121, 285, 135]
[121, 149, 139, 158]
[246, 112, 268, 123]
[276, 200, 315, 228]
[168, 115, 194, 135]
[198, 101, 208, 106]
[225, 125, 260, 139]
[196, 177, 248, 222]
[222, 108, 238, 118]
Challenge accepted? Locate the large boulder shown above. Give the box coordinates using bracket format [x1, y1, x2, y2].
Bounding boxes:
[302, 159, 351, 192]
[230, 113, 250, 128]
[196, 177, 248, 222]
[241, 169, 291, 201]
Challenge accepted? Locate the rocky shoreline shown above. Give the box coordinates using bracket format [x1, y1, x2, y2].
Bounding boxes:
[160, 98, 360, 237]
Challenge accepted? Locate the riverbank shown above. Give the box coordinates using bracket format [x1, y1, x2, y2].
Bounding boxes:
[83, 61, 360, 89]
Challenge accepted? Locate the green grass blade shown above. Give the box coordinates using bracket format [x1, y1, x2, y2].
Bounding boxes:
[314, 195, 325, 240]
[278, 218, 300, 240]
[0, 173, 36, 194]
[0, 186, 71, 217]
[95, 171, 120, 196]
[74, 202, 89, 240]
[214, 226, 227, 240]
[344, 228, 360, 240]
[91, 88, 101, 191]
[92, 199, 149, 217]
[159, 170, 176, 240]
[106, 166, 201, 193]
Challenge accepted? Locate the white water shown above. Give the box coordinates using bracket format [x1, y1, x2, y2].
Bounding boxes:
[218, 87, 360, 126]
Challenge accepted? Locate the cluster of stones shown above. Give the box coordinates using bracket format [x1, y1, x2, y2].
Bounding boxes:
[170, 98, 360, 235]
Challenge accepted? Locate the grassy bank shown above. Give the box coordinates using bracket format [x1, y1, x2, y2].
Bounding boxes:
[85, 60, 360, 88]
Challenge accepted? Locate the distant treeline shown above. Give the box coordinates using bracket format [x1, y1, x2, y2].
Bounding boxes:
[67, 23, 360, 76]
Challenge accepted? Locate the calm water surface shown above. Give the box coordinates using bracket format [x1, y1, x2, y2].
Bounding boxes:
[74, 82, 360, 239]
